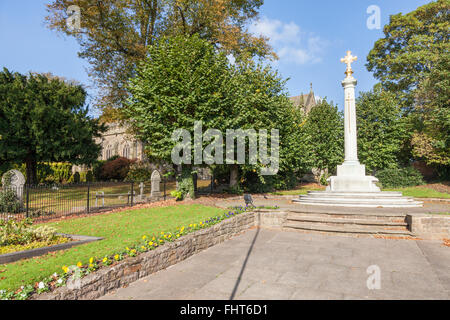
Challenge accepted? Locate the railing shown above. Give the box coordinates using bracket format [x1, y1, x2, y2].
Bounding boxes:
[0, 181, 169, 223]
[0, 176, 220, 223]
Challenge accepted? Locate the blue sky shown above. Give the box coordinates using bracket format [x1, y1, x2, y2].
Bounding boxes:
[0, 0, 432, 116]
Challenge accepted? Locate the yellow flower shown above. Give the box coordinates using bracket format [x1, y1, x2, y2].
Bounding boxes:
[114, 254, 120, 261]
[189, 224, 192, 227]
[159, 239, 163, 243]
[168, 234, 172, 238]
[102, 257, 108, 263]
[164, 234, 167, 238]
[176, 234, 180, 238]
[152, 237, 156, 240]
[180, 227, 185, 232]
[141, 246, 146, 250]
[62, 266, 69, 273]
[89, 264, 94, 268]
[131, 249, 136, 254]
[149, 241, 153, 246]
[161, 231, 164, 235]
[193, 224, 197, 228]
[76, 262, 82, 268]
[126, 247, 130, 251]
[142, 235, 147, 240]
[89, 257, 94, 264]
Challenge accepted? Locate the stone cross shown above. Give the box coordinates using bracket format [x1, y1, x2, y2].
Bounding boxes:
[1, 169, 26, 205]
[340, 50, 357, 78]
[150, 170, 161, 198]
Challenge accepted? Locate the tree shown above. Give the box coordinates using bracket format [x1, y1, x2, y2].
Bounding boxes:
[410, 53, 450, 168]
[124, 35, 235, 198]
[125, 35, 308, 196]
[356, 84, 408, 173]
[0, 68, 106, 185]
[45, 0, 273, 114]
[366, 0, 449, 109]
[301, 100, 344, 177]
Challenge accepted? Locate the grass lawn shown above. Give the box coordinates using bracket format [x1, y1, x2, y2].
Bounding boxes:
[384, 187, 450, 199]
[270, 184, 449, 199]
[0, 204, 226, 292]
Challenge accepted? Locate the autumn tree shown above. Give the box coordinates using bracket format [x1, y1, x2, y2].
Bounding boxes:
[0, 68, 105, 185]
[45, 0, 273, 117]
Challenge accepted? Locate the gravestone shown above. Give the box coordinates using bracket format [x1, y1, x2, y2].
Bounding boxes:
[1, 169, 26, 204]
[151, 170, 161, 198]
[139, 182, 146, 201]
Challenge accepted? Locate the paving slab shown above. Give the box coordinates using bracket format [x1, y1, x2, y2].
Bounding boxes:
[99, 229, 450, 300]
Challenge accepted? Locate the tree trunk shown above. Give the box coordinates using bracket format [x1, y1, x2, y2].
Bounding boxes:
[229, 164, 239, 188]
[25, 155, 38, 185]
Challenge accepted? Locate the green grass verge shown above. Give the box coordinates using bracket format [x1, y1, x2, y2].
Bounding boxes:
[271, 186, 325, 196]
[0, 204, 226, 292]
[384, 187, 450, 199]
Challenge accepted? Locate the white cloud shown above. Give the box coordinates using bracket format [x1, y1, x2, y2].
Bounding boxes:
[249, 16, 326, 65]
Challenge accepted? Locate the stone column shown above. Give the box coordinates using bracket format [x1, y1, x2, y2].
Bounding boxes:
[342, 76, 359, 164]
[325, 51, 380, 193]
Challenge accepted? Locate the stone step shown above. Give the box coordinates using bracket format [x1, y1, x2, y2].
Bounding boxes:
[286, 215, 407, 227]
[298, 195, 415, 202]
[283, 221, 414, 236]
[289, 207, 406, 219]
[305, 191, 404, 198]
[293, 199, 423, 208]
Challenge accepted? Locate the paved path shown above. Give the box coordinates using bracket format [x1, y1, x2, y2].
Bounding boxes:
[99, 229, 450, 300]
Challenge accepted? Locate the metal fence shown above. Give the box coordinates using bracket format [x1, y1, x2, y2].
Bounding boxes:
[0, 181, 170, 223]
[0, 175, 220, 223]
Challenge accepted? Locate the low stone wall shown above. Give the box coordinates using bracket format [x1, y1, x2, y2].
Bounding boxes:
[407, 214, 450, 240]
[256, 210, 288, 229]
[32, 212, 257, 300]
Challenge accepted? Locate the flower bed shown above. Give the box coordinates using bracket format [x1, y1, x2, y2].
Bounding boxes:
[0, 207, 251, 300]
[0, 238, 70, 255]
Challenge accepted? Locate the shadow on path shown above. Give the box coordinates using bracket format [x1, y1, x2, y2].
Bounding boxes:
[229, 228, 260, 300]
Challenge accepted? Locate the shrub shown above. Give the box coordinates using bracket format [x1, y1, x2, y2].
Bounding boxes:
[68, 172, 81, 184]
[99, 157, 135, 181]
[176, 167, 196, 200]
[92, 160, 106, 181]
[125, 161, 151, 182]
[0, 218, 58, 246]
[0, 188, 21, 214]
[376, 166, 425, 188]
[85, 170, 94, 182]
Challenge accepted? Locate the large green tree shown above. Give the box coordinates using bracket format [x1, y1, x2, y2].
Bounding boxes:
[0, 68, 105, 184]
[356, 84, 408, 173]
[301, 100, 344, 178]
[366, 0, 449, 108]
[45, 0, 273, 115]
[125, 35, 307, 196]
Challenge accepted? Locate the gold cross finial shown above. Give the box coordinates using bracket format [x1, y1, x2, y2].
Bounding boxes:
[341, 50, 357, 77]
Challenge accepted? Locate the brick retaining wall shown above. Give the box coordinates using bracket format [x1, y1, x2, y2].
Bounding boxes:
[407, 214, 450, 240]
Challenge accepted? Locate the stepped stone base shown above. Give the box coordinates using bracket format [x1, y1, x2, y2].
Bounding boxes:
[293, 191, 423, 208]
[283, 210, 414, 237]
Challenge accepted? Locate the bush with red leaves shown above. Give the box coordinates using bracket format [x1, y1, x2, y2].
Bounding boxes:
[99, 157, 136, 181]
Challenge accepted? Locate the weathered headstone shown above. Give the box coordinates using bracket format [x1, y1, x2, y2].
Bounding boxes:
[1, 169, 26, 204]
[139, 182, 145, 201]
[151, 170, 161, 198]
